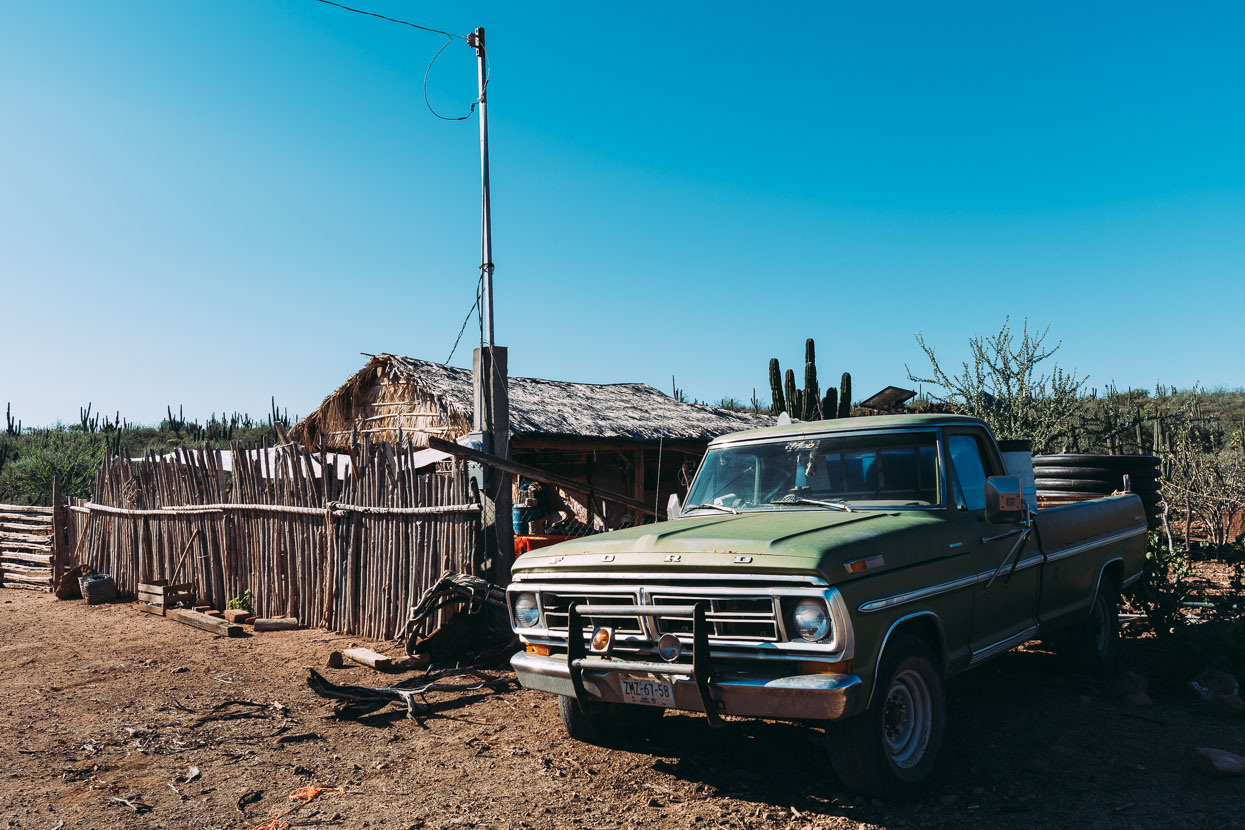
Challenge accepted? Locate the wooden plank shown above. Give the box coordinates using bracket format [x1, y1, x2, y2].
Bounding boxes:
[426, 436, 659, 517]
[0, 506, 55, 516]
[137, 581, 194, 599]
[136, 603, 165, 616]
[0, 531, 53, 543]
[343, 647, 392, 670]
[1, 571, 52, 584]
[0, 581, 46, 591]
[0, 540, 52, 551]
[253, 617, 299, 632]
[0, 551, 53, 565]
[1, 563, 52, 575]
[0, 522, 53, 532]
[167, 608, 244, 637]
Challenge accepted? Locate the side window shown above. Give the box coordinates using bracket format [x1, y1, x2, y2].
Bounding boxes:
[948, 434, 988, 512]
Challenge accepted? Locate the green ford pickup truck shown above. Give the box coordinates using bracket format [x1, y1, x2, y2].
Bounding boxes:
[507, 414, 1146, 796]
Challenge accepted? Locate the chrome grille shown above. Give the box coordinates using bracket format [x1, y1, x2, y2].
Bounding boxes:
[649, 593, 780, 641]
[537, 587, 781, 642]
[541, 592, 642, 635]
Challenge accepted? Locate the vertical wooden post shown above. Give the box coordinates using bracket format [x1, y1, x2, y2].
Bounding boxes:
[473, 346, 512, 584]
[633, 449, 645, 525]
[51, 474, 64, 593]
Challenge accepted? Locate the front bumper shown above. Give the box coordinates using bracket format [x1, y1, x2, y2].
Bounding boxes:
[511, 651, 863, 721]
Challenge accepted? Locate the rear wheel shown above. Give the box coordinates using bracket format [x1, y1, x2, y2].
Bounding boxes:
[826, 634, 946, 799]
[1056, 581, 1120, 675]
[557, 695, 664, 744]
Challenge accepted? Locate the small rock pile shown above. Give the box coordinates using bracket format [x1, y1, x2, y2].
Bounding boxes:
[1186, 668, 1244, 778]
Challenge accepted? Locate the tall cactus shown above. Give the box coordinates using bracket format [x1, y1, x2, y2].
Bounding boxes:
[804, 360, 820, 420]
[822, 388, 838, 420]
[769, 358, 785, 415]
[766, 339, 854, 421]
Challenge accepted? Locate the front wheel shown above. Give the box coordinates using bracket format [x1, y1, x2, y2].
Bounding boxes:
[826, 633, 946, 798]
[557, 695, 664, 744]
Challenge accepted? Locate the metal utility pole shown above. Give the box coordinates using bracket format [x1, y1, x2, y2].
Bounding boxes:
[466, 26, 511, 583]
[469, 27, 494, 347]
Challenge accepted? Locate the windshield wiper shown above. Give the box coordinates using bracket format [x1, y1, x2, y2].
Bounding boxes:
[684, 502, 739, 515]
[768, 497, 853, 512]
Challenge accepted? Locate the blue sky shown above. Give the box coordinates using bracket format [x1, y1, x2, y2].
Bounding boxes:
[2, 2, 1243, 427]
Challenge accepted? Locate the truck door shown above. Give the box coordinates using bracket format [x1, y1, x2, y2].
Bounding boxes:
[945, 430, 1042, 660]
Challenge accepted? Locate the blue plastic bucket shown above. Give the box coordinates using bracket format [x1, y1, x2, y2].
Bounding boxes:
[512, 505, 529, 535]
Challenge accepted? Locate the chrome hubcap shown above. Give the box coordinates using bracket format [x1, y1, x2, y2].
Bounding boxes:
[883, 669, 932, 768]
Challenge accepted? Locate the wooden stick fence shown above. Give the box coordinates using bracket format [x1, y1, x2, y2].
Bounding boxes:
[0, 503, 56, 591]
[68, 439, 481, 640]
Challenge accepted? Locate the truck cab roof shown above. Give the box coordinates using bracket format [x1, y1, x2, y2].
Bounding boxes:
[711, 413, 992, 446]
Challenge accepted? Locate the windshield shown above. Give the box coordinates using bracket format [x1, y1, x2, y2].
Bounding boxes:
[683, 431, 941, 513]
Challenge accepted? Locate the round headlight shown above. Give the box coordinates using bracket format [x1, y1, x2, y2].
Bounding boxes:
[513, 593, 540, 628]
[792, 599, 831, 642]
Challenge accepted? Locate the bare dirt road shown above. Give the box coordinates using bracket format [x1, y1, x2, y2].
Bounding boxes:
[1, 589, 1242, 830]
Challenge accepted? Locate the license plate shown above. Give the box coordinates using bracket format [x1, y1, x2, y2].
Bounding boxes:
[619, 675, 675, 707]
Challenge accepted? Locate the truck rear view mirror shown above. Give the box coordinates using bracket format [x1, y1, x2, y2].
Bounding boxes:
[984, 475, 1024, 524]
[667, 494, 683, 521]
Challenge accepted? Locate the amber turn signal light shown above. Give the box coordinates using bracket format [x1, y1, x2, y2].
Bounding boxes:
[525, 643, 551, 656]
[798, 660, 851, 675]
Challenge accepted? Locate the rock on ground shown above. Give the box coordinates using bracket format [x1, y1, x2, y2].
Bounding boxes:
[1192, 747, 1245, 777]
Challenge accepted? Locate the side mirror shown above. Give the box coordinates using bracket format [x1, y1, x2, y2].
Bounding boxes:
[666, 493, 682, 521]
[984, 476, 1025, 524]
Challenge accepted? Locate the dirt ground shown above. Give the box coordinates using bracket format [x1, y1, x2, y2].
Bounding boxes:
[1, 589, 1243, 830]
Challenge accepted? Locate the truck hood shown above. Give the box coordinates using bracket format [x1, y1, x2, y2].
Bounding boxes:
[512, 509, 948, 582]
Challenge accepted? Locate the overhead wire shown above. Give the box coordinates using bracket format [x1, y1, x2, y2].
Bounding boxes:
[308, 0, 463, 39]
[445, 269, 484, 364]
[308, 0, 490, 370]
[308, 0, 484, 120]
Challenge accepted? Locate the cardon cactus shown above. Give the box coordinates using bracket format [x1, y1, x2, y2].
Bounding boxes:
[822, 388, 838, 420]
[804, 361, 820, 420]
[765, 339, 853, 421]
[769, 358, 785, 415]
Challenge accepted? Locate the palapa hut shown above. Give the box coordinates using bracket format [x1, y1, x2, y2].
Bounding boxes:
[291, 354, 771, 533]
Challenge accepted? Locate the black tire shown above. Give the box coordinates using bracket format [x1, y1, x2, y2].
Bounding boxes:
[1033, 454, 1159, 468]
[1033, 473, 1159, 490]
[1034, 478, 1119, 491]
[1036, 490, 1114, 501]
[1055, 580, 1120, 676]
[1030, 465, 1140, 478]
[556, 695, 663, 744]
[826, 634, 946, 799]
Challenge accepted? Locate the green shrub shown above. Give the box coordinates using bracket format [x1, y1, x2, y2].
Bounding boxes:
[226, 589, 254, 613]
[0, 429, 104, 505]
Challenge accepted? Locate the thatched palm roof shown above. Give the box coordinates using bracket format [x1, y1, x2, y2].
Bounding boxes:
[293, 354, 771, 448]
